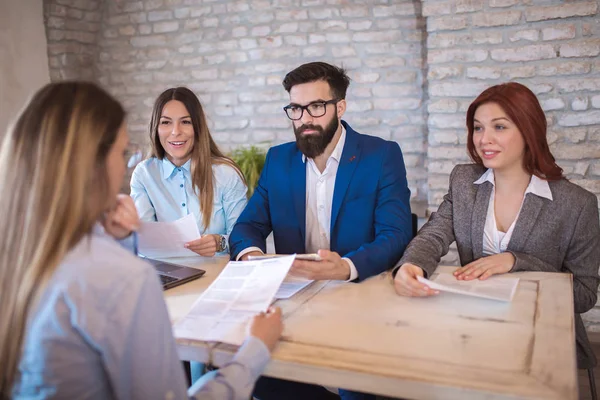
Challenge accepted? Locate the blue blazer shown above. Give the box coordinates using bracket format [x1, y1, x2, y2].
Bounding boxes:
[229, 121, 412, 281]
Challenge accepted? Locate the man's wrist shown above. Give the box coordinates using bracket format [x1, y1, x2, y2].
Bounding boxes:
[342, 257, 358, 281]
[237, 247, 264, 261]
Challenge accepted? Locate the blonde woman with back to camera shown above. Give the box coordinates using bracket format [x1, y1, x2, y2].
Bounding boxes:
[0, 82, 282, 399]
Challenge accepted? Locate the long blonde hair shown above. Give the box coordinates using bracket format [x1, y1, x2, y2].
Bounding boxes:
[0, 82, 125, 396]
[148, 87, 246, 230]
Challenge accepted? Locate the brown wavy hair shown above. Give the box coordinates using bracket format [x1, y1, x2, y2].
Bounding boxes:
[148, 87, 245, 230]
[466, 82, 564, 181]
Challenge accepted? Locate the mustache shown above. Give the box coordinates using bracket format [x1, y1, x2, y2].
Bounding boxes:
[297, 124, 323, 134]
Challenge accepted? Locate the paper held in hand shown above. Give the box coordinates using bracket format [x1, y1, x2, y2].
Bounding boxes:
[137, 213, 200, 258]
[417, 273, 520, 302]
[173, 254, 296, 345]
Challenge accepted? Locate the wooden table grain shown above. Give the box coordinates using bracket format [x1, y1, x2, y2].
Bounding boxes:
[164, 258, 577, 400]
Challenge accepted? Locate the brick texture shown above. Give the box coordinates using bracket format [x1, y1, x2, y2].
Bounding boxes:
[44, 0, 600, 330]
[44, 0, 103, 80]
[44, 0, 428, 204]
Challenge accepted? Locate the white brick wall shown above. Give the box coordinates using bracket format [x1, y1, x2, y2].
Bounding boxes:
[423, 1, 600, 216]
[44, 0, 600, 330]
[44, 0, 102, 80]
[71, 0, 428, 202]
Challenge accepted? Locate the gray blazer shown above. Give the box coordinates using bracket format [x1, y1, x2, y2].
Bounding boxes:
[398, 164, 600, 368]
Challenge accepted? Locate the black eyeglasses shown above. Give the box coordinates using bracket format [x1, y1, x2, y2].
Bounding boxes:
[283, 99, 339, 121]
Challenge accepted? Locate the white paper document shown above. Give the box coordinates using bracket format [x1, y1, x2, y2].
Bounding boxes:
[137, 213, 200, 258]
[173, 255, 295, 345]
[418, 273, 519, 302]
[275, 274, 313, 299]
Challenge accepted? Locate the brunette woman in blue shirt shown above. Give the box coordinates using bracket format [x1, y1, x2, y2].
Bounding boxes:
[131, 87, 247, 256]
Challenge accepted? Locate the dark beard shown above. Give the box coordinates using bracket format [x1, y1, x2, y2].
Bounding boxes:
[293, 115, 339, 159]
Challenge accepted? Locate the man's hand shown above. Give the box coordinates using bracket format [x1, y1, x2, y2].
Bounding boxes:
[454, 253, 515, 280]
[102, 194, 140, 240]
[393, 263, 438, 297]
[289, 249, 350, 280]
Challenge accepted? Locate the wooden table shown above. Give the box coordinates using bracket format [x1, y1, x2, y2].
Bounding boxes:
[164, 258, 577, 400]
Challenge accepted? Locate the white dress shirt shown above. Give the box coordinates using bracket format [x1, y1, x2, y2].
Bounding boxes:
[474, 168, 553, 256]
[238, 126, 359, 281]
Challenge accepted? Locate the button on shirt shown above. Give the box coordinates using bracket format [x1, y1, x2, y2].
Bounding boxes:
[474, 168, 553, 255]
[305, 128, 358, 280]
[304, 133, 343, 255]
[130, 158, 248, 250]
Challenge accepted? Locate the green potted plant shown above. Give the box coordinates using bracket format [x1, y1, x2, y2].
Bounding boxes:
[230, 145, 268, 198]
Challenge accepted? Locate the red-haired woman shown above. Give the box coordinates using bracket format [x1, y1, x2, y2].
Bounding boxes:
[393, 82, 600, 369]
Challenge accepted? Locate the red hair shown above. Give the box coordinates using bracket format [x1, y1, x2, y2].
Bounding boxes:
[466, 82, 564, 181]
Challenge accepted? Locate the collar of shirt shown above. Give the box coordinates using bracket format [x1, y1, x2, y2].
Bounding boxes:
[473, 168, 553, 201]
[161, 157, 191, 180]
[301, 125, 346, 165]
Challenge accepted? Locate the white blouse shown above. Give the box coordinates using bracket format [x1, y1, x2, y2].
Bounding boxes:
[473, 169, 553, 256]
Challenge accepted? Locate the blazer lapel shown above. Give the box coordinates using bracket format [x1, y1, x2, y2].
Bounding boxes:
[507, 194, 544, 253]
[471, 182, 492, 261]
[291, 150, 307, 246]
[331, 125, 360, 232]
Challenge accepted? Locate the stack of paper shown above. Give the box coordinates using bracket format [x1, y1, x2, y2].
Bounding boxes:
[173, 255, 295, 345]
[275, 274, 313, 299]
[418, 273, 519, 302]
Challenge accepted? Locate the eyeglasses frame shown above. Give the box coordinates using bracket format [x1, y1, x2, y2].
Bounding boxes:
[282, 99, 340, 121]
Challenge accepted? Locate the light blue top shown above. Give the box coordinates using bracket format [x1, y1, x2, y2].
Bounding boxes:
[13, 228, 271, 400]
[130, 157, 248, 250]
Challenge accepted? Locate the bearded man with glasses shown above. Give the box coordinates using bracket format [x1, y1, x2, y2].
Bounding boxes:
[229, 62, 413, 399]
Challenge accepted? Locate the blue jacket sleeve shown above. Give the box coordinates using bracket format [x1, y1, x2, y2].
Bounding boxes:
[228, 149, 274, 259]
[344, 142, 412, 280]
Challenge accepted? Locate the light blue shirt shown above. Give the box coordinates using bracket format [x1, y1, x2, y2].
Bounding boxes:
[13, 228, 271, 400]
[130, 158, 248, 250]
